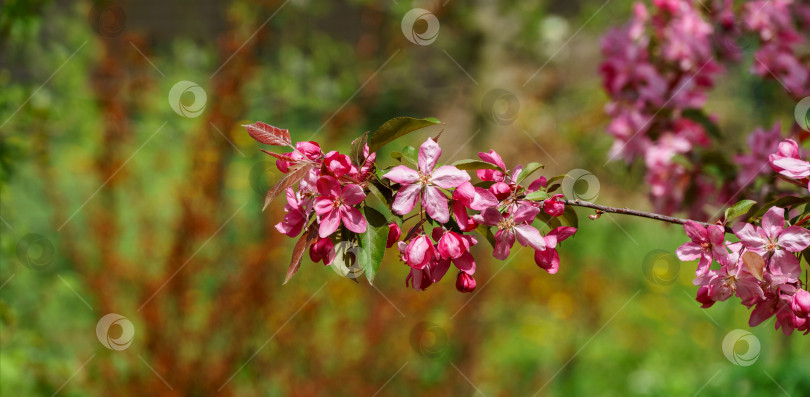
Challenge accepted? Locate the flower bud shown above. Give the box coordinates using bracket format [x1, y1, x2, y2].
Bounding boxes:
[386, 223, 401, 248]
[489, 182, 511, 201]
[543, 194, 565, 217]
[455, 272, 476, 293]
[792, 289, 810, 317]
[696, 285, 715, 309]
[309, 237, 335, 265]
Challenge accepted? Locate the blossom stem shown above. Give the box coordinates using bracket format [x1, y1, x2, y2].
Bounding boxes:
[562, 199, 733, 233]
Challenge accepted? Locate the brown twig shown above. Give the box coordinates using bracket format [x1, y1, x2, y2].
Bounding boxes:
[562, 199, 734, 233]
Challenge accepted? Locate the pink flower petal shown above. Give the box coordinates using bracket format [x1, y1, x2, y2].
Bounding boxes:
[761, 207, 785, 240]
[513, 204, 541, 224]
[313, 197, 335, 216]
[683, 221, 707, 243]
[391, 184, 421, 215]
[431, 165, 470, 188]
[340, 205, 367, 233]
[318, 209, 341, 238]
[493, 229, 515, 260]
[769, 249, 801, 281]
[316, 175, 341, 198]
[534, 248, 559, 274]
[733, 223, 768, 254]
[514, 224, 546, 251]
[473, 207, 503, 226]
[549, 226, 577, 243]
[469, 187, 498, 210]
[383, 165, 419, 185]
[778, 226, 810, 252]
[423, 186, 450, 223]
[452, 251, 476, 274]
[772, 157, 810, 178]
[340, 184, 366, 205]
[418, 138, 441, 174]
[478, 150, 506, 170]
[438, 232, 464, 259]
[676, 242, 703, 261]
[428, 258, 452, 283]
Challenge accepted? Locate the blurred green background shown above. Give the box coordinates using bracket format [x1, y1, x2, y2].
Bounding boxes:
[1, 0, 808, 396]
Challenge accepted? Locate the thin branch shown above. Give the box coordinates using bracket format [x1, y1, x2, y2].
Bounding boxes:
[562, 199, 733, 233]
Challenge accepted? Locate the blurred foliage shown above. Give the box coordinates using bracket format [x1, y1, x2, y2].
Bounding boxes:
[1, 0, 808, 396]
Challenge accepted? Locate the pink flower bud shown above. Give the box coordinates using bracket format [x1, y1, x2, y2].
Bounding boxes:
[696, 285, 715, 309]
[489, 182, 511, 201]
[324, 151, 352, 177]
[543, 194, 565, 217]
[455, 272, 476, 293]
[386, 223, 401, 248]
[793, 289, 810, 317]
[309, 237, 335, 265]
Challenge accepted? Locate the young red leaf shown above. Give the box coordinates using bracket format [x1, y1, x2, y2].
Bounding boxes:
[284, 224, 318, 285]
[244, 121, 292, 146]
[260, 149, 296, 162]
[263, 163, 313, 211]
[742, 251, 765, 281]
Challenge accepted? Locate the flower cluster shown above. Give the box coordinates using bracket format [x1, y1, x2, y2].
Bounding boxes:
[386, 139, 577, 292]
[248, 119, 577, 293]
[601, 0, 810, 218]
[678, 207, 810, 335]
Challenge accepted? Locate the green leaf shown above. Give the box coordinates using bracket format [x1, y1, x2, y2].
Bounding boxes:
[359, 206, 388, 285]
[517, 162, 544, 184]
[749, 196, 810, 221]
[476, 225, 496, 248]
[390, 145, 417, 165]
[536, 212, 562, 230]
[682, 108, 722, 139]
[724, 199, 757, 224]
[524, 191, 549, 201]
[559, 206, 579, 228]
[367, 117, 442, 153]
[451, 159, 501, 171]
[349, 131, 370, 165]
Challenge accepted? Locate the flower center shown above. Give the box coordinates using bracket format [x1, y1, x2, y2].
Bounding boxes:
[418, 171, 431, 185]
[497, 217, 515, 230]
[700, 242, 712, 251]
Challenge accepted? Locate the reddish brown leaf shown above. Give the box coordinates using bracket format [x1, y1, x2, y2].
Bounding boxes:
[284, 224, 318, 285]
[263, 163, 313, 211]
[260, 149, 296, 162]
[244, 121, 292, 146]
[742, 251, 765, 281]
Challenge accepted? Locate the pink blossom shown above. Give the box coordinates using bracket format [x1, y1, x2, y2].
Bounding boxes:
[676, 221, 728, 276]
[431, 228, 477, 275]
[383, 138, 470, 223]
[695, 285, 715, 308]
[452, 181, 499, 232]
[398, 235, 437, 270]
[733, 207, 810, 281]
[312, 176, 367, 238]
[473, 204, 546, 259]
[693, 243, 765, 307]
[792, 289, 810, 317]
[769, 139, 810, 180]
[534, 226, 577, 274]
[476, 150, 506, 181]
[348, 144, 376, 182]
[276, 141, 323, 173]
[455, 272, 476, 293]
[323, 151, 352, 177]
[543, 194, 565, 217]
[488, 182, 511, 201]
[275, 188, 311, 237]
[309, 238, 335, 265]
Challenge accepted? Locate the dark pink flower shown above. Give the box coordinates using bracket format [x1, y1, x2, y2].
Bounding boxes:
[533, 226, 577, 274]
[488, 182, 511, 201]
[792, 289, 810, 317]
[383, 138, 470, 223]
[473, 204, 546, 259]
[676, 221, 728, 276]
[695, 285, 715, 308]
[452, 182, 498, 232]
[455, 272, 476, 293]
[309, 237, 335, 265]
[543, 194, 565, 217]
[476, 150, 506, 181]
[398, 235, 437, 270]
[386, 223, 401, 248]
[769, 139, 810, 180]
[276, 141, 323, 173]
[313, 176, 367, 238]
[275, 187, 311, 237]
[323, 151, 352, 177]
